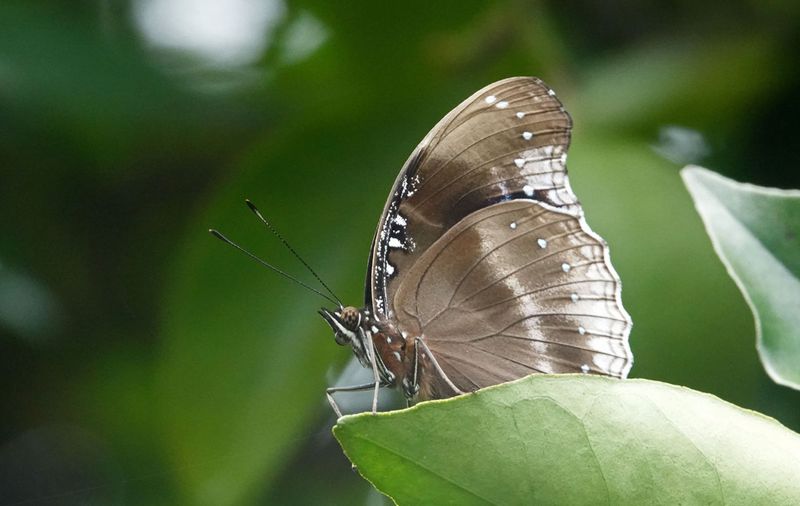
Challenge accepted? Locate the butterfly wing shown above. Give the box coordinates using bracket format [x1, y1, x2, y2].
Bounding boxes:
[366, 77, 576, 316]
[365, 77, 632, 398]
[392, 199, 632, 399]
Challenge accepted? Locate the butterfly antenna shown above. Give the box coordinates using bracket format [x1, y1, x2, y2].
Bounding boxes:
[209, 229, 341, 308]
[245, 199, 344, 308]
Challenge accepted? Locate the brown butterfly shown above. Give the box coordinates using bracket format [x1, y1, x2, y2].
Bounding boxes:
[319, 77, 632, 417]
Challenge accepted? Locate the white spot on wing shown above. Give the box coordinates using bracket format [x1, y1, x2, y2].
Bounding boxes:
[537, 238, 547, 249]
[510, 222, 517, 229]
[393, 214, 407, 227]
[523, 185, 534, 196]
[496, 100, 509, 109]
[561, 263, 571, 272]
[581, 364, 590, 373]
[522, 131, 533, 140]
[514, 158, 525, 168]
[388, 237, 403, 249]
[386, 263, 395, 275]
[548, 89, 556, 96]
[485, 95, 497, 104]
[516, 112, 525, 119]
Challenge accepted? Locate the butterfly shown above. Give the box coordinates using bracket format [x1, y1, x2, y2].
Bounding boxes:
[316, 77, 633, 416]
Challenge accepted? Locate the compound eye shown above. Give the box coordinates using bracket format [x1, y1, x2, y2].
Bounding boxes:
[340, 306, 361, 331]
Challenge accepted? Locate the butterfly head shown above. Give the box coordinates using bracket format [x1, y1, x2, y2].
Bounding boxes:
[319, 306, 364, 347]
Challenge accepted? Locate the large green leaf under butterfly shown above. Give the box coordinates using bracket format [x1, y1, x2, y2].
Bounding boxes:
[335, 375, 800, 505]
[682, 166, 800, 390]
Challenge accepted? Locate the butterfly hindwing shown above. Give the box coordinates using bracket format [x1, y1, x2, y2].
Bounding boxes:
[392, 200, 632, 399]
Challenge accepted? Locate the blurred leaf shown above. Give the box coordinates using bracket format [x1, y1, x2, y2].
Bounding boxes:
[576, 33, 788, 132]
[335, 375, 800, 505]
[0, 3, 254, 168]
[157, 110, 421, 505]
[682, 166, 800, 390]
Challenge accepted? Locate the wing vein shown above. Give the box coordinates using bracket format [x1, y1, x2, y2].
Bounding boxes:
[441, 216, 579, 310]
[435, 348, 549, 377]
[476, 333, 627, 359]
[452, 238, 588, 306]
[468, 278, 614, 311]
[500, 312, 630, 334]
[412, 126, 569, 211]
[408, 205, 543, 321]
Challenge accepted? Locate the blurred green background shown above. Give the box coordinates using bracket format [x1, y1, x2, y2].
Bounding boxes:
[1, 1, 798, 504]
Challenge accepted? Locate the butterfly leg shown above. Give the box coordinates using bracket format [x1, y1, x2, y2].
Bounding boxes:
[326, 382, 385, 419]
[416, 338, 465, 396]
[366, 334, 382, 415]
[404, 339, 420, 398]
[403, 344, 421, 407]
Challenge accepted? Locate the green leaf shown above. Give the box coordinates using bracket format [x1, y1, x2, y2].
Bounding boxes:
[334, 375, 800, 505]
[682, 167, 800, 390]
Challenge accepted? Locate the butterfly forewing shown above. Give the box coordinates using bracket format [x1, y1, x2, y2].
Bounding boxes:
[367, 77, 576, 316]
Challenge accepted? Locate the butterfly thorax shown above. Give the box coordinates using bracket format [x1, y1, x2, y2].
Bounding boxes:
[319, 306, 419, 398]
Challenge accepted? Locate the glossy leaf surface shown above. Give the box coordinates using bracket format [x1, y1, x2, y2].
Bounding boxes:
[335, 375, 800, 505]
[683, 166, 800, 390]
